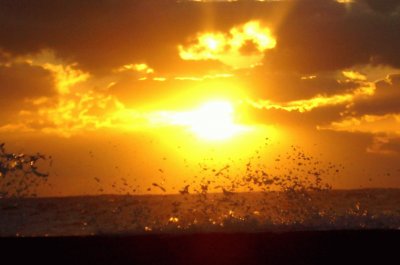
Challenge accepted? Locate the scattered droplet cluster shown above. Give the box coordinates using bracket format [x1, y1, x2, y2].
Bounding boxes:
[1, 140, 399, 236]
[0, 143, 49, 198]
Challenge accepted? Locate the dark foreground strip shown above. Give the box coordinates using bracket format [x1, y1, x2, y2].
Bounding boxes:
[0, 231, 399, 265]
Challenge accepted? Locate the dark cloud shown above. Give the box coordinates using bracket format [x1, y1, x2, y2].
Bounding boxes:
[262, 1, 400, 74]
[0, 0, 399, 130]
[0, 0, 399, 76]
[245, 102, 347, 129]
[377, 137, 400, 154]
[0, 64, 55, 103]
[0, 63, 55, 123]
[367, 134, 400, 155]
[0, 50, 10, 64]
[351, 74, 400, 115]
[242, 71, 359, 102]
[363, 0, 400, 14]
[0, 0, 246, 75]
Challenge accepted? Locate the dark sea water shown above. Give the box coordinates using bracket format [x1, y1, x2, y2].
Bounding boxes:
[1, 189, 399, 236]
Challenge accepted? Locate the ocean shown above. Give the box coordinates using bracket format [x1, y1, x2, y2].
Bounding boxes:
[1, 189, 399, 237]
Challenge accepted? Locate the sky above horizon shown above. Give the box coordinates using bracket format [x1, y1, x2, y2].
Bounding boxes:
[1, 0, 400, 196]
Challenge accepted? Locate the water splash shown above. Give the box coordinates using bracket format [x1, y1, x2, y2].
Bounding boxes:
[82, 143, 386, 234]
[1, 141, 399, 236]
[0, 143, 49, 198]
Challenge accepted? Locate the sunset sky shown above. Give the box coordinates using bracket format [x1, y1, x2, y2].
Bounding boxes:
[1, 0, 400, 196]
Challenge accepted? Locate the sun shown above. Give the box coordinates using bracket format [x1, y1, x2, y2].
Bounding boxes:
[165, 100, 249, 141]
[186, 101, 242, 140]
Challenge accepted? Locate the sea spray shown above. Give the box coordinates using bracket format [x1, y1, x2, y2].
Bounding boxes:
[1, 142, 399, 236]
[0, 143, 50, 199]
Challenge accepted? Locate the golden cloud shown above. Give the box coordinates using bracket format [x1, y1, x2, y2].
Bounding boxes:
[114, 63, 154, 74]
[0, 90, 152, 137]
[41, 63, 89, 94]
[11, 50, 90, 95]
[0, 50, 152, 137]
[0, 49, 245, 137]
[318, 114, 400, 135]
[336, 0, 354, 3]
[342, 70, 367, 81]
[178, 20, 276, 69]
[318, 113, 400, 155]
[248, 81, 375, 113]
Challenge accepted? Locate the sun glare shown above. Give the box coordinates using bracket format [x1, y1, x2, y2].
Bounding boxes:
[164, 100, 249, 141]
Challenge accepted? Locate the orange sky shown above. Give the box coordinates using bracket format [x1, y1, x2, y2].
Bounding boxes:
[1, 0, 400, 196]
